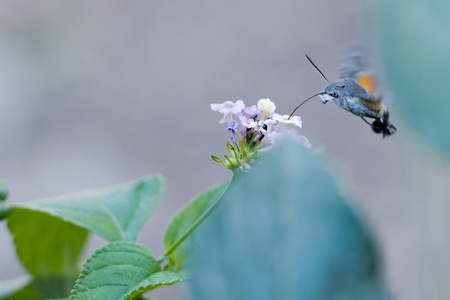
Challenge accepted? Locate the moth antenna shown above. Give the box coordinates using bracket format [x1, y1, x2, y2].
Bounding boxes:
[305, 54, 330, 84]
[288, 92, 326, 119]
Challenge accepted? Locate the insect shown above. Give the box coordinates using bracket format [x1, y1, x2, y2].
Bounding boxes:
[289, 50, 396, 137]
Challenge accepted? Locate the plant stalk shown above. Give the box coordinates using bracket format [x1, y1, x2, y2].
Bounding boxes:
[163, 174, 236, 258]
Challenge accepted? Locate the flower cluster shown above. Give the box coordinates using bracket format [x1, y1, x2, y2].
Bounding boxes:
[211, 98, 310, 172]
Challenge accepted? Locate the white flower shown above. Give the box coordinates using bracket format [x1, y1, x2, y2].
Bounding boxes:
[211, 97, 309, 171]
[268, 128, 310, 147]
[243, 105, 260, 116]
[239, 115, 257, 129]
[268, 131, 284, 145]
[263, 119, 277, 126]
[263, 118, 277, 134]
[273, 114, 302, 128]
[211, 100, 245, 124]
[257, 98, 276, 114]
[210, 100, 245, 115]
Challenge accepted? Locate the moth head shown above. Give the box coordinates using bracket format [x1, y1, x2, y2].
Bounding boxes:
[324, 81, 346, 99]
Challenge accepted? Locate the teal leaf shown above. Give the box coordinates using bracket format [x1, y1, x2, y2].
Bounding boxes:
[375, 1, 450, 154]
[163, 181, 229, 271]
[70, 242, 182, 300]
[190, 139, 391, 300]
[11, 175, 165, 242]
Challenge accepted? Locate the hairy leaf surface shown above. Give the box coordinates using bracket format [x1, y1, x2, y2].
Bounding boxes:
[70, 242, 182, 300]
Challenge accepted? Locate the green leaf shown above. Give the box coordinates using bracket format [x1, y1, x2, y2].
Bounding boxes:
[70, 242, 182, 300]
[190, 139, 391, 300]
[7, 209, 88, 278]
[0, 276, 31, 299]
[11, 175, 165, 242]
[132, 295, 153, 300]
[375, 1, 450, 155]
[6, 210, 88, 297]
[0, 282, 43, 300]
[163, 181, 229, 271]
[0, 277, 77, 300]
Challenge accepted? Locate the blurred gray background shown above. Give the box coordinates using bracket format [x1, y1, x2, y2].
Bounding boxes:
[0, 1, 411, 299]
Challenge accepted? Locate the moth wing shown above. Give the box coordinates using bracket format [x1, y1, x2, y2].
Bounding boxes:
[349, 78, 382, 105]
[340, 46, 380, 97]
[339, 46, 369, 78]
[356, 74, 377, 95]
[360, 94, 383, 106]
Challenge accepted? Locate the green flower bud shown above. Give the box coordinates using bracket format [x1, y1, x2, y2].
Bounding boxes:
[0, 182, 8, 202]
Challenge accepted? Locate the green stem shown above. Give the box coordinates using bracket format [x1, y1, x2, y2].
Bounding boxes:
[163, 174, 236, 258]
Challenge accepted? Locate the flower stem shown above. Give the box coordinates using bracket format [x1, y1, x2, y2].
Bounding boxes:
[163, 175, 236, 258]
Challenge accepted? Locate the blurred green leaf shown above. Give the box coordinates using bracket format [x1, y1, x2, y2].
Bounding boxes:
[190, 139, 391, 300]
[0, 282, 43, 300]
[0, 276, 31, 299]
[10, 175, 165, 242]
[132, 295, 153, 300]
[7, 209, 88, 297]
[7, 209, 88, 277]
[163, 181, 229, 271]
[0, 277, 78, 300]
[376, 1, 450, 154]
[70, 242, 182, 300]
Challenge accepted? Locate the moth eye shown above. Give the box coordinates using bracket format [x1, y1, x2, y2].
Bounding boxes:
[331, 91, 340, 98]
[335, 85, 345, 89]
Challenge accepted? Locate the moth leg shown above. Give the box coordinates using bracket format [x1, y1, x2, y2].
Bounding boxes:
[360, 116, 373, 127]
